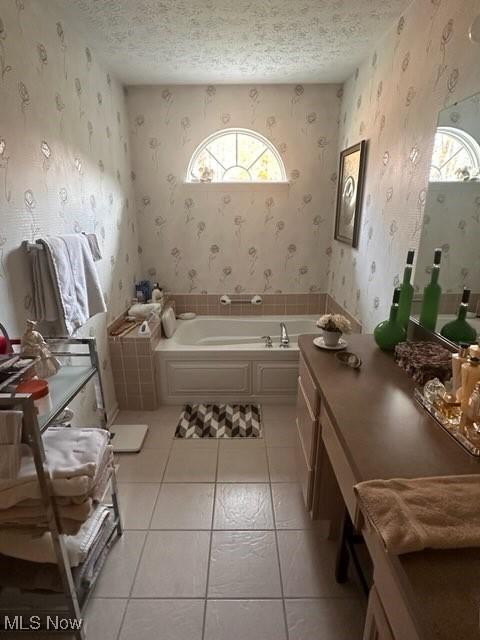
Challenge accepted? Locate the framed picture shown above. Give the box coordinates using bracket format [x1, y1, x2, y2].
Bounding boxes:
[334, 140, 367, 248]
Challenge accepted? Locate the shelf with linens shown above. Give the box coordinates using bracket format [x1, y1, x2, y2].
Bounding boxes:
[0, 336, 122, 640]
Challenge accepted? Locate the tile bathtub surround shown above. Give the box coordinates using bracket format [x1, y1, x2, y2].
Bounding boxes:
[86, 404, 364, 640]
[169, 293, 327, 316]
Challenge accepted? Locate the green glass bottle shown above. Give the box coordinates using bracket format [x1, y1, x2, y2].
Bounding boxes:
[419, 248, 442, 332]
[374, 288, 407, 351]
[397, 249, 415, 330]
[440, 289, 478, 345]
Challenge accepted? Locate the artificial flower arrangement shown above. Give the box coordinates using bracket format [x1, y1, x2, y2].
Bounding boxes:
[316, 313, 352, 334]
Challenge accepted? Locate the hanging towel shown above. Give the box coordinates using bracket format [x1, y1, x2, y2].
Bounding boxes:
[82, 232, 102, 261]
[31, 234, 106, 335]
[355, 475, 480, 555]
[0, 445, 22, 481]
[0, 411, 23, 444]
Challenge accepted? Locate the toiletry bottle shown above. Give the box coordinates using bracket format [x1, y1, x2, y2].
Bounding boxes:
[419, 248, 442, 332]
[440, 288, 477, 345]
[452, 343, 470, 397]
[374, 288, 406, 351]
[470, 340, 480, 359]
[151, 283, 164, 304]
[466, 382, 480, 427]
[397, 249, 415, 330]
[460, 356, 480, 415]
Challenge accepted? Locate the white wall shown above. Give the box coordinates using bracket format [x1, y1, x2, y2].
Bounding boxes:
[0, 0, 140, 416]
[126, 84, 341, 295]
[328, 0, 480, 331]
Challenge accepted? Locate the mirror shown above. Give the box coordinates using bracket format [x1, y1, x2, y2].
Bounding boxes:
[412, 92, 480, 345]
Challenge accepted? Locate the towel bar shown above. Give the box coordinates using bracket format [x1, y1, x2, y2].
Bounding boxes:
[22, 241, 44, 252]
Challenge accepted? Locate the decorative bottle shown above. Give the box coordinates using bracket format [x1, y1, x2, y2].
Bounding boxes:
[452, 343, 470, 397]
[440, 289, 477, 345]
[397, 249, 415, 330]
[460, 356, 480, 415]
[419, 248, 442, 332]
[374, 288, 407, 351]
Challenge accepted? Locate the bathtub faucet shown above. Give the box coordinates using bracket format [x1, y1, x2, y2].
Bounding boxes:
[279, 322, 289, 348]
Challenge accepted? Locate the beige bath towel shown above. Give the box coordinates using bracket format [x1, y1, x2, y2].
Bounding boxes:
[355, 475, 480, 555]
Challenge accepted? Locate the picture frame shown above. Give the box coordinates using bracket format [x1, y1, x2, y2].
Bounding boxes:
[334, 140, 367, 248]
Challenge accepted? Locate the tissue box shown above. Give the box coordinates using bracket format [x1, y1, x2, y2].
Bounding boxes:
[394, 341, 452, 385]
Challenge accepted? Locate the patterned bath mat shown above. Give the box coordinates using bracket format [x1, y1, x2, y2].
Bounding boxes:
[175, 404, 262, 439]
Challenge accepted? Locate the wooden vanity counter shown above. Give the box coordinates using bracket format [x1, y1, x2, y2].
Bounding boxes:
[298, 334, 480, 640]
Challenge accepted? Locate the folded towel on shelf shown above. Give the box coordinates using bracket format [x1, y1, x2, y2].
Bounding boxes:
[355, 475, 480, 555]
[31, 234, 106, 336]
[0, 504, 111, 566]
[0, 411, 23, 445]
[0, 445, 21, 480]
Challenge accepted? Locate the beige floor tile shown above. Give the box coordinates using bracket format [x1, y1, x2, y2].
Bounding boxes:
[151, 483, 215, 529]
[118, 483, 160, 529]
[115, 406, 182, 427]
[271, 483, 314, 529]
[171, 437, 219, 450]
[277, 531, 357, 597]
[142, 424, 175, 448]
[116, 449, 169, 483]
[119, 599, 204, 640]
[164, 448, 217, 482]
[267, 447, 298, 482]
[263, 405, 297, 447]
[84, 598, 127, 640]
[132, 530, 210, 597]
[285, 598, 365, 640]
[219, 438, 265, 450]
[93, 531, 146, 597]
[209, 531, 282, 598]
[214, 484, 274, 529]
[217, 448, 269, 482]
[205, 600, 287, 640]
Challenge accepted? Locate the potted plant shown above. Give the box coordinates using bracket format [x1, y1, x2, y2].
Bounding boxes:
[316, 313, 352, 347]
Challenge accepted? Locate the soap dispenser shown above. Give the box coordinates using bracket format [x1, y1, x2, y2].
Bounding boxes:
[440, 289, 477, 345]
[374, 288, 406, 351]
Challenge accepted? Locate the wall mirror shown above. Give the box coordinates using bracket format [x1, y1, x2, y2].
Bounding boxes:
[411, 91, 480, 346]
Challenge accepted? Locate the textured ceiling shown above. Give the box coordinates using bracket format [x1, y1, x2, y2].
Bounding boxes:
[56, 0, 410, 84]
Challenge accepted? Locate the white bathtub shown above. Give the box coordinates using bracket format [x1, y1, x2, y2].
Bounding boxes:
[156, 315, 320, 404]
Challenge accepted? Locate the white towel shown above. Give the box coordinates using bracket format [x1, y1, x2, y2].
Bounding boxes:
[33, 235, 106, 336]
[0, 428, 111, 508]
[0, 445, 21, 480]
[0, 505, 111, 567]
[0, 411, 23, 444]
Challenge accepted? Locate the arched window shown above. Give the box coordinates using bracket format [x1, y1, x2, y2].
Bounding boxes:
[187, 128, 287, 183]
[430, 126, 480, 182]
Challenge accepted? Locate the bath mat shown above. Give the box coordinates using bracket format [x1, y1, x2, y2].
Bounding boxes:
[175, 404, 262, 439]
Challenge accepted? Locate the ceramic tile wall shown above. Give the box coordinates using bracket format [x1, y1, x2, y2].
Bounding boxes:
[171, 293, 327, 317]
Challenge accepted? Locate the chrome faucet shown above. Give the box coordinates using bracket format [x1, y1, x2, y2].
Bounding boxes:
[279, 322, 289, 348]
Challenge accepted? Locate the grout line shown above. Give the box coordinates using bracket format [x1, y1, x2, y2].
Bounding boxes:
[201, 432, 220, 640]
[114, 434, 174, 640]
[266, 433, 291, 640]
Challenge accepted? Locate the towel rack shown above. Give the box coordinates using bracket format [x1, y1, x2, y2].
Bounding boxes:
[22, 240, 44, 252]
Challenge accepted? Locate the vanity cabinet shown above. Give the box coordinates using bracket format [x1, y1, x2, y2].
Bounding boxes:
[295, 354, 320, 512]
[363, 587, 395, 640]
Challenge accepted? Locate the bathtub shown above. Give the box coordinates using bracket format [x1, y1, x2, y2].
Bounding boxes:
[156, 315, 320, 404]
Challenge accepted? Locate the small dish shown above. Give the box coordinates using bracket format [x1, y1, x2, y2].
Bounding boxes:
[178, 312, 197, 320]
[335, 351, 362, 369]
[313, 336, 347, 351]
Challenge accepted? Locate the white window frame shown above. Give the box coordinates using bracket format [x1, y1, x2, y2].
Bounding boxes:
[186, 127, 287, 183]
[430, 125, 480, 182]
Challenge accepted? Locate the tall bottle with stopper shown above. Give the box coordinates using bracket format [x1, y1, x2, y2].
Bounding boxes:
[419, 248, 442, 332]
[374, 287, 407, 351]
[397, 249, 415, 330]
[441, 289, 478, 345]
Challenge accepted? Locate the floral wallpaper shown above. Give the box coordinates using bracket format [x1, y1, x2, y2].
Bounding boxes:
[58, 0, 408, 85]
[127, 84, 341, 296]
[328, 0, 480, 332]
[0, 0, 140, 418]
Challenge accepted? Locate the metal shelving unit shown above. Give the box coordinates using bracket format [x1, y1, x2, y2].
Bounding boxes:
[0, 337, 122, 639]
